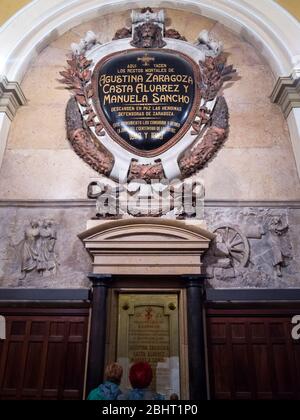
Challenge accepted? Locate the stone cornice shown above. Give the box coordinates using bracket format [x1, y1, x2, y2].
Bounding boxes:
[271, 75, 300, 118]
[0, 199, 300, 209]
[0, 76, 27, 120]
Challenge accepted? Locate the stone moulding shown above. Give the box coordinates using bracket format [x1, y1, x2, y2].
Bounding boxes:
[0, 76, 27, 121]
[78, 218, 215, 276]
[1, 199, 300, 208]
[271, 75, 300, 118]
[1, 0, 300, 82]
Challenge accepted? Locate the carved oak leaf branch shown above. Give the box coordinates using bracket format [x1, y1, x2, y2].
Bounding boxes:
[179, 96, 229, 178]
[199, 54, 236, 102]
[191, 54, 236, 137]
[66, 97, 114, 176]
[127, 96, 229, 182]
[59, 54, 105, 136]
[179, 126, 226, 178]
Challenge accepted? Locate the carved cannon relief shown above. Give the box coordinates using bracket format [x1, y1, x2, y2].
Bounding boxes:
[205, 209, 293, 286]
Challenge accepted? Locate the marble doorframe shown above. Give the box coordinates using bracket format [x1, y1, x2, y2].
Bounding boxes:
[80, 218, 213, 400]
[106, 286, 189, 400]
[86, 275, 208, 401]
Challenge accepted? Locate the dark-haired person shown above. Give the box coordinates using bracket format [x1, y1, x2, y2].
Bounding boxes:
[118, 362, 164, 400]
[87, 362, 123, 400]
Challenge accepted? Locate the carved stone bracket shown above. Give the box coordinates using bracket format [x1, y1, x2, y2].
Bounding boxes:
[0, 76, 27, 120]
[271, 75, 300, 118]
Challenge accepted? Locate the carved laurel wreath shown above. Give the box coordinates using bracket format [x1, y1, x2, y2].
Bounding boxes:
[59, 38, 236, 182]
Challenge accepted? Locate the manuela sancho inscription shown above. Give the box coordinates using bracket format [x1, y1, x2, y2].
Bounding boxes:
[93, 50, 200, 156]
[61, 7, 236, 181]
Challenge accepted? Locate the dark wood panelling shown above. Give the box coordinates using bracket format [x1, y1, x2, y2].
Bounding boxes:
[206, 305, 300, 400]
[0, 305, 89, 400]
[0, 288, 90, 301]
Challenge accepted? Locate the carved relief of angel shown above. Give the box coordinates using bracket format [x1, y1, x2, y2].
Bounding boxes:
[19, 219, 59, 279]
[20, 220, 40, 278]
[37, 219, 59, 275]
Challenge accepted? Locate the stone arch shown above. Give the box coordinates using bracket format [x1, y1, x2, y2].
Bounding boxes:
[1, 0, 299, 81]
[0, 0, 300, 175]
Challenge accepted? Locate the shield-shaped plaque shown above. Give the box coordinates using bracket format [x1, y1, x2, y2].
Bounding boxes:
[92, 49, 201, 157]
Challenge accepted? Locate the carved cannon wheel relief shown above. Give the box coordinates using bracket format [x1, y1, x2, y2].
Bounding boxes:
[213, 225, 250, 268]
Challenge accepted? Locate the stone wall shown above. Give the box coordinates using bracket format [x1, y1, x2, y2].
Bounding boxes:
[0, 202, 299, 289]
[0, 204, 94, 289]
[0, 8, 299, 290]
[0, 9, 299, 201]
[204, 205, 300, 289]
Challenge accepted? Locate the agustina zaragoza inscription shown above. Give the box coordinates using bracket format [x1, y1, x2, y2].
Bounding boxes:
[60, 7, 236, 182]
[93, 50, 200, 156]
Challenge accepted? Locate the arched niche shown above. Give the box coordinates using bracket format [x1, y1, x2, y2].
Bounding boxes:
[1, 0, 299, 82]
[0, 0, 299, 179]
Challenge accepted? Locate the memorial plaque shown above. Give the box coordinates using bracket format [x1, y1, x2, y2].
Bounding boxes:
[93, 50, 201, 157]
[117, 294, 180, 398]
[60, 8, 236, 184]
[61, 7, 236, 181]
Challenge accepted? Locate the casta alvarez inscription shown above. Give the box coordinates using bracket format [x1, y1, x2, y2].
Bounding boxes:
[59, 7, 236, 182]
[93, 49, 200, 157]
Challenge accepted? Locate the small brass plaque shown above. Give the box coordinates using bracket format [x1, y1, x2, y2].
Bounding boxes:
[117, 294, 180, 399]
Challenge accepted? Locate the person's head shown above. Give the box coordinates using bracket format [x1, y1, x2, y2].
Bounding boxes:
[30, 219, 39, 229]
[104, 362, 123, 385]
[45, 219, 54, 228]
[129, 362, 153, 389]
[170, 393, 179, 400]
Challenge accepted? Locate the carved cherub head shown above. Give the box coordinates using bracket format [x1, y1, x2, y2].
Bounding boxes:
[45, 219, 54, 228]
[30, 219, 39, 229]
[131, 22, 166, 48]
